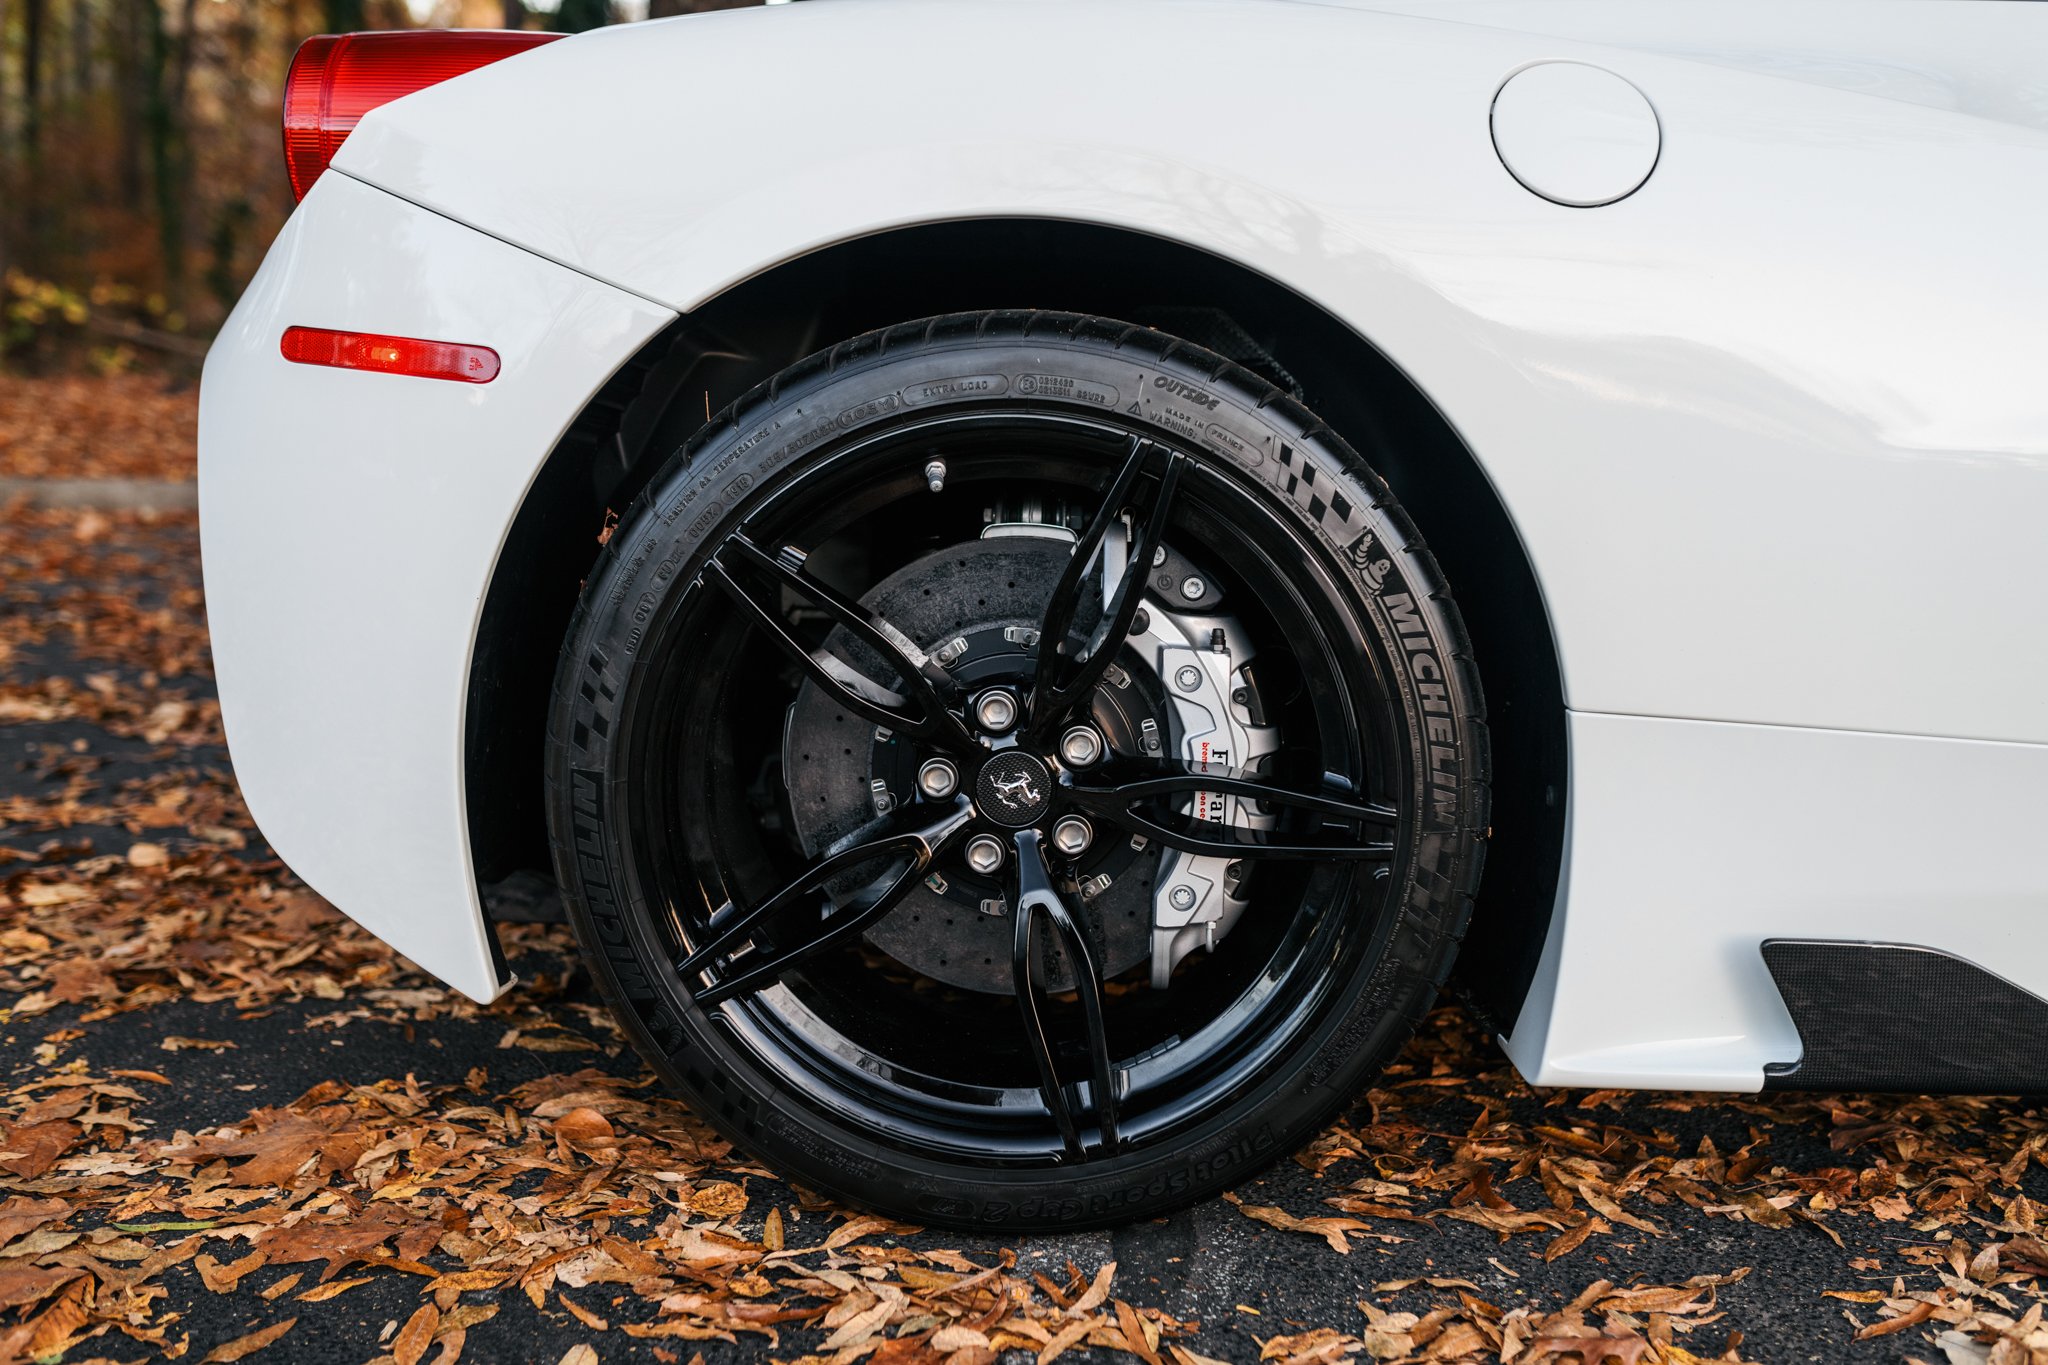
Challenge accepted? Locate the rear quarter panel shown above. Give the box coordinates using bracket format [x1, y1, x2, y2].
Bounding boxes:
[251, 0, 2048, 1079]
[336, 0, 2048, 745]
[199, 173, 674, 1000]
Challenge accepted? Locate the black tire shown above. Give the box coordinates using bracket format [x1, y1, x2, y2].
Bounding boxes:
[546, 312, 1487, 1230]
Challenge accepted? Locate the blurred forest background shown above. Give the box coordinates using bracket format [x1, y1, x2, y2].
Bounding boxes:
[0, 0, 752, 378]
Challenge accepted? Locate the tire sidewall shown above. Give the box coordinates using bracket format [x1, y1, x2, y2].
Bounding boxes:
[548, 316, 1484, 1230]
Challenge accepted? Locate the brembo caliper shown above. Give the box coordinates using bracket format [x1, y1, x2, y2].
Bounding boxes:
[1102, 526, 1279, 987]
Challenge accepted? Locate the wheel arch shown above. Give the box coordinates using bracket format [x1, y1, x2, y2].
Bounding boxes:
[466, 216, 1566, 1028]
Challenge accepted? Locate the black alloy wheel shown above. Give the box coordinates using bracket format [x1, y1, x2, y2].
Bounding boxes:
[548, 312, 1488, 1229]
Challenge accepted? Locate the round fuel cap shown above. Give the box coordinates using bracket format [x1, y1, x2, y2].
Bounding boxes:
[1491, 61, 1661, 207]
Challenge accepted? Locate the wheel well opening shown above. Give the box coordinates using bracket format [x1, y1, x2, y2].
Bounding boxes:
[467, 218, 1566, 1028]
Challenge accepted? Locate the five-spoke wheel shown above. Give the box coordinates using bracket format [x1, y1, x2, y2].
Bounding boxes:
[549, 313, 1486, 1227]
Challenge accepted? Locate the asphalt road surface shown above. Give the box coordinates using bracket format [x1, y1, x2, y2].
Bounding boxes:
[2, 504, 2041, 1365]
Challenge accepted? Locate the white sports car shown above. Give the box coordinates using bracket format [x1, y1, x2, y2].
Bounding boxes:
[198, 0, 2048, 1228]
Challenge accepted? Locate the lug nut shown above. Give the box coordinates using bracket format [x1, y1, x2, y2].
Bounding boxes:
[1052, 816, 1094, 856]
[917, 757, 959, 800]
[965, 834, 1006, 875]
[973, 690, 1019, 733]
[1058, 725, 1104, 768]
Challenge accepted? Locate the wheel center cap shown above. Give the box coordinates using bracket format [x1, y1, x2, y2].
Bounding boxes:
[975, 751, 1053, 828]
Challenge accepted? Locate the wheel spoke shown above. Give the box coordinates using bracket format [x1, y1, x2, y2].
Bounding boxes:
[1027, 436, 1185, 740]
[1064, 759, 1398, 861]
[1010, 830, 1121, 1162]
[707, 534, 977, 752]
[681, 801, 973, 1006]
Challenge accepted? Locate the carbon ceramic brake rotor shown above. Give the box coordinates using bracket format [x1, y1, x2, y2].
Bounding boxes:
[783, 536, 1157, 994]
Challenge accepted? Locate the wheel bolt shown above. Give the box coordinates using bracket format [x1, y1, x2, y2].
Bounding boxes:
[1058, 725, 1104, 768]
[964, 834, 1006, 874]
[973, 689, 1019, 733]
[917, 757, 959, 800]
[1052, 816, 1094, 856]
[1180, 576, 1206, 601]
[1169, 884, 1199, 911]
[1174, 665, 1203, 692]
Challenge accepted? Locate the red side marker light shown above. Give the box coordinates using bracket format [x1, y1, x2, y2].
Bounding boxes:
[281, 326, 501, 384]
[282, 30, 562, 202]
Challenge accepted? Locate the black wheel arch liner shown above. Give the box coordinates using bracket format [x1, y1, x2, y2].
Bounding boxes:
[463, 217, 1569, 1031]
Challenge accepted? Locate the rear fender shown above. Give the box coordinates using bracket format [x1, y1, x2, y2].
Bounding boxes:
[199, 172, 675, 1000]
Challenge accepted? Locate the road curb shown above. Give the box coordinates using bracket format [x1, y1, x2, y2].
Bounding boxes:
[0, 477, 198, 512]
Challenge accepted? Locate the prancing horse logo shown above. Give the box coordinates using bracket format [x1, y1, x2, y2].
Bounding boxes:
[976, 752, 1054, 828]
[990, 771, 1041, 809]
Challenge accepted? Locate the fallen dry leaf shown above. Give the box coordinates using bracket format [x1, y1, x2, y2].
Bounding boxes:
[202, 1316, 297, 1362]
[196, 1250, 266, 1294]
[394, 1302, 440, 1365]
[552, 1107, 615, 1148]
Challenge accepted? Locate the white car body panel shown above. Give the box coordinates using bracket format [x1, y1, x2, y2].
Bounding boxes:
[338, 0, 2048, 746]
[201, 0, 2048, 1089]
[1354, 0, 2048, 134]
[198, 173, 676, 1000]
[1505, 715, 2048, 1090]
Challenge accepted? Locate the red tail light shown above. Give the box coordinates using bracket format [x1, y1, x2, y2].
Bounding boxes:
[282, 30, 561, 202]
[281, 326, 502, 384]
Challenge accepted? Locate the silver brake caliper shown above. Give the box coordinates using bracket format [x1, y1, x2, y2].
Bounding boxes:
[1103, 527, 1278, 988]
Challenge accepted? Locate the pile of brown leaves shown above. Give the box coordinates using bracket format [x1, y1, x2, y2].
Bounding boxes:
[1211, 1008, 2048, 1362]
[0, 503, 1208, 1363]
[1291, 1008, 2048, 1259]
[1253, 1269, 1751, 1365]
[0, 504, 218, 763]
[0, 504, 211, 674]
[0, 375, 197, 482]
[8, 502, 2048, 1365]
[0, 1059, 1202, 1364]
[1831, 1235, 2048, 1361]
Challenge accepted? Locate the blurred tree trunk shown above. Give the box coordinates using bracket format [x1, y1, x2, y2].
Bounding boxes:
[501, 0, 525, 29]
[23, 0, 46, 151]
[72, 0, 97, 105]
[169, 0, 197, 114]
[168, 0, 200, 301]
[324, 0, 364, 32]
[115, 0, 146, 209]
[145, 0, 198, 306]
[204, 0, 257, 316]
[65, 0, 82, 103]
[0, 0, 11, 158]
